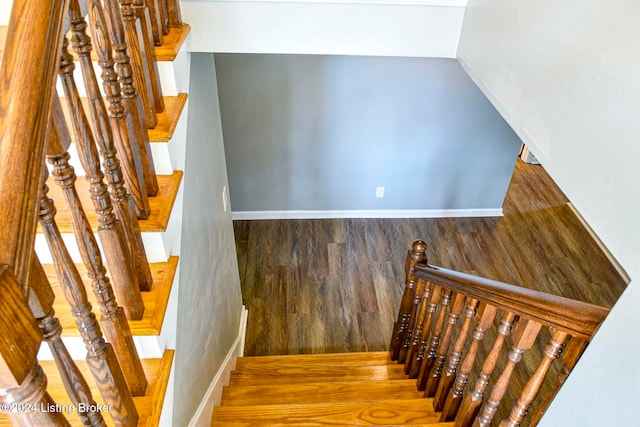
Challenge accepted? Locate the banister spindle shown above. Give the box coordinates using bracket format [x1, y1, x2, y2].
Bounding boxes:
[0, 266, 70, 427]
[26, 253, 106, 427]
[39, 183, 139, 424]
[409, 284, 443, 379]
[119, 0, 159, 129]
[146, 0, 164, 45]
[441, 303, 496, 422]
[404, 280, 432, 373]
[158, 0, 169, 35]
[455, 310, 518, 426]
[92, 0, 157, 218]
[500, 329, 569, 427]
[71, 0, 154, 293]
[58, 40, 149, 314]
[399, 278, 427, 364]
[424, 292, 466, 397]
[434, 298, 478, 412]
[132, 0, 165, 113]
[390, 240, 427, 361]
[47, 94, 148, 397]
[417, 288, 452, 391]
[530, 337, 587, 425]
[474, 319, 542, 427]
[166, 0, 182, 27]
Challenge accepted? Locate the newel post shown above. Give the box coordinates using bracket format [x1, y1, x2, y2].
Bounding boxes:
[389, 240, 427, 361]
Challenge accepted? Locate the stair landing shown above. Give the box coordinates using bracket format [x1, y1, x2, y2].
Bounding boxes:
[213, 351, 455, 426]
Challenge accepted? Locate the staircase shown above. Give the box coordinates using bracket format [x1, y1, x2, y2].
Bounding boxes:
[214, 352, 454, 426]
[0, 0, 190, 424]
[212, 242, 610, 426]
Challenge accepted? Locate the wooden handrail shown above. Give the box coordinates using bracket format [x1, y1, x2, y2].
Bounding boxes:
[0, 0, 69, 287]
[414, 263, 609, 340]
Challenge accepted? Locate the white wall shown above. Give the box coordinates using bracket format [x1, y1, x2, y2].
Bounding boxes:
[457, 1, 640, 425]
[181, 0, 465, 58]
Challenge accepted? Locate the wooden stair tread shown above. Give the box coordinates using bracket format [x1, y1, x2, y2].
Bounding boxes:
[60, 94, 187, 143]
[40, 170, 183, 234]
[221, 379, 423, 406]
[43, 256, 178, 337]
[0, 350, 174, 427]
[154, 24, 191, 61]
[212, 398, 440, 426]
[230, 364, 408, 386]
[148, 93, 188, 142]
[236, 351, 392, 369]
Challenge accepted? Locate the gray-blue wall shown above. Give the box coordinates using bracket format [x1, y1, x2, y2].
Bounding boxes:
[215, 54, 521, 213]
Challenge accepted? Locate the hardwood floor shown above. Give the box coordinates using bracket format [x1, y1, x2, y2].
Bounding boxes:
[234, 160, 627, 357]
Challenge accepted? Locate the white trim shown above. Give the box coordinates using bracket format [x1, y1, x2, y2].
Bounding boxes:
[187, 306, 248, 427]
[232, 208, 503, 220]
[203, 0, 467, 6]
[567, 203, 631, 285]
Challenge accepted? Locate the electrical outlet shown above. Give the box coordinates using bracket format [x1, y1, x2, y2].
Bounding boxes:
[375, 186, 385, 198]
[222, 185, 229, 212]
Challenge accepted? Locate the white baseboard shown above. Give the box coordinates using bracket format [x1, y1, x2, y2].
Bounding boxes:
[567, 203, 631, 284]
[187, 306, 248, 427]
[232, 208, 503, 220]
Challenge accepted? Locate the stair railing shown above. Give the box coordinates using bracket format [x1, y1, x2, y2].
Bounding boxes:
[1, 0, 179, 424]
[390, 241, 609, 427]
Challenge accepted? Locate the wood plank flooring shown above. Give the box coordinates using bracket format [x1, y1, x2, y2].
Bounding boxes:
[234, 160, 627, 357]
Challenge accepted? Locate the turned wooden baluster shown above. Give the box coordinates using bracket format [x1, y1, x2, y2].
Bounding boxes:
[390, 240, 427, 361]
[441, 303, 496, 422]
[404, 279, 432, 373]
[399, 278, 427, 364]
[434, 298, 479, 412]
[158, 0, 169, 35]
[409, 284, 443, 378]
[46, 94, 148, 397]
[166, 0, 182, 27]
[39, 184, 140, 424]
[146, 0, 164, 45]
[69, 0, 154, 293]
[0, 266, 70, 426]
[474, 319, 542, 427]
[424, 292, 466, 397]
[501, 329, 569, 427]
[119, 0, 159, 129]
[27, 253, 106, 427]
[417, 288, 452, 390]
[95, 0, 159, 216]
[530, 338, 587, 426]
[132, 0, 165, 113]
[455, 311, 518, 426]
[58, 45, 151, 312]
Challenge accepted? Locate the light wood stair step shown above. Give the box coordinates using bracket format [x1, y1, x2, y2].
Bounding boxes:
[0, 350, 174, 427]
[59, 94, 187, 144]
[229, 363, 408, 386]
[44, 256, 178, 337]
[236, 351, 393, 370]
[221, 379, 423, 406]
[213, 398, 443, 426]
[40, 170, 183, 234]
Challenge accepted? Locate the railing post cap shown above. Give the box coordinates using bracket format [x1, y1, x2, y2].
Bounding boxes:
[412, 240, 427, 254]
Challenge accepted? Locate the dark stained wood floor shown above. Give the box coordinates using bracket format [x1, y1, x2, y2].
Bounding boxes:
[234, 160, 627, 357]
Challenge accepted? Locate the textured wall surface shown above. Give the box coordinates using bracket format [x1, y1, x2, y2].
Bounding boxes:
[216, 54, 521, 213]
[458, 1, 639, 425]
[173, 53, 243, 426]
